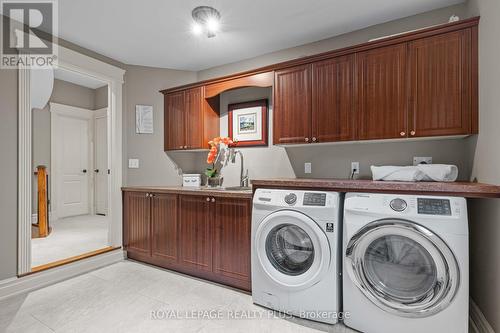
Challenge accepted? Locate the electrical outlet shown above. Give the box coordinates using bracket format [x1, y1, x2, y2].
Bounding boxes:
[128, 159, 139, 169]
[413, 157, 432, 166]
[304, 162, 312, 174]
[351, 162, 360, 175]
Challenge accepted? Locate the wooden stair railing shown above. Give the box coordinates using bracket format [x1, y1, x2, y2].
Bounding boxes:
[33, 165, 50, 238]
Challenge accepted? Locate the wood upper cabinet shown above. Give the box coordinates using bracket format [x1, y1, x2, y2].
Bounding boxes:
[123, 191, 151, 255]
[274, 64, 312, 144]
[185, 87, 204, 149]
[357, 43, 408, 140]
[164, 87, 219, 151]
[312, 55, 355, 142]
[213, 197, 252, 290]
[151, 193, 178, 264]
[409, 30, 472, 137]
[178, 195, 213, 271]
[164, 91, 185, 151]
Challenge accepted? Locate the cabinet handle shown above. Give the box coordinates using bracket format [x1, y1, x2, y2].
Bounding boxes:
[184, 145, 188, 149]
[400, 131, 406, 137]
[410, 130, 416, 136]
[179, 146, 183, 149]
[145, 193, 150, 197]
[211, 197, 215, 203]
[206, 197, 210, 202]
[312, 137, 317, 142]
[305, 137, 309, 142]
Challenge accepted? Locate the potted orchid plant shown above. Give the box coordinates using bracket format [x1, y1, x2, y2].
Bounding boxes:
[205, 136, 234, 187]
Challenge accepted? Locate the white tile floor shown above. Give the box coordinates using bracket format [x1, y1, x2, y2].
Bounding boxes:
[0, 261, 358, 333]
[31, 215, 109, 268]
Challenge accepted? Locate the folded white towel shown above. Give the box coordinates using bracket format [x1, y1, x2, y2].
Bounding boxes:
[417, 164, 458, 182]
[371, 164, 458, 182]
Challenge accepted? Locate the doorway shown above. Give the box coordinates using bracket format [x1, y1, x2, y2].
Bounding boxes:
[29, 62, 118, 271]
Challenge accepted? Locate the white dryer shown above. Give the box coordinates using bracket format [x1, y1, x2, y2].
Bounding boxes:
[343, 193, 469, 333]
[252, 189, 341, 324]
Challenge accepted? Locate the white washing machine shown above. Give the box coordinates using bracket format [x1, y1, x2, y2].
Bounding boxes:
[252, 189, 341, 324]
[343, 193, 469, 333]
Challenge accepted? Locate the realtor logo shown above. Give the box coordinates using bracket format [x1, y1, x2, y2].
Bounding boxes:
[1, 0, 58, 68]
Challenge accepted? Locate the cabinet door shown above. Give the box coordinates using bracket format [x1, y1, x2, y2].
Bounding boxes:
[409, 30, 471, 137]
[274, 64, 312, 144]
[312, 55, 355, 142]
[213, 197, 251, 289]
[185, 87, 204, 149]
[123, 191, 151, 255]
[357, 44, 408, 140]
[151, 193, 178, 264]
[179, 195, 212, 271]
[164, 91, 185, 150]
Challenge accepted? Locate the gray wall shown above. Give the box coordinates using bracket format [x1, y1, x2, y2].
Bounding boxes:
[51, 79, 96, 109]
[123, 65, 197, 186]
[94, 86, 108, 110]
[218, 87, 295, 186]
[466, 0, 500, 331]
[0, 66, 18, 280]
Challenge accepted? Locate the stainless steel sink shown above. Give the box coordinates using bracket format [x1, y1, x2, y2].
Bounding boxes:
[202, 186, 252, 191]
[223, 186, 252, 191]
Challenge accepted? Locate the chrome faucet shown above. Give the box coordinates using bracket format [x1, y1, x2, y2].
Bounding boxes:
[229, 149, 249, 187]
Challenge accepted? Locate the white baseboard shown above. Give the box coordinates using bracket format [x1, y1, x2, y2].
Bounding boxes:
[0, 249, 124, 301]
[470, 298, 495, 333]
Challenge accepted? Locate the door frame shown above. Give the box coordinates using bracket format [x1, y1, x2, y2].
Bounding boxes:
[93, 107, 108, 216]
[18, 45, 125, 275]
[50, 102, 94, 220]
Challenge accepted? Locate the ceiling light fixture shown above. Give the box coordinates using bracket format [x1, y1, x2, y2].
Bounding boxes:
[191, 6, 221, 38]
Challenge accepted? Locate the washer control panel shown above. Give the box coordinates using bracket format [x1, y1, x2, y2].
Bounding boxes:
[303, 192, 327, 206]
[417, 198, 452, 216]
[284, 193, 297, 205]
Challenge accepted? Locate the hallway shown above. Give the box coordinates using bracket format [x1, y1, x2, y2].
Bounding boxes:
[31, 215, 109, 268]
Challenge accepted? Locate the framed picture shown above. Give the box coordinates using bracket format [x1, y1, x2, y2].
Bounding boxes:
[228, 99, 268, 147]
[135, 105, 154, 134]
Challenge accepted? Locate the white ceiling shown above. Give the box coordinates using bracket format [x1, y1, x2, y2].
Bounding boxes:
[53, 0, 464, 71]
[54, 68, 107, 89]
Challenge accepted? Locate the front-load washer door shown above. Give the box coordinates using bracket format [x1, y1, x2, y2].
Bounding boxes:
[345, 219, 459, 318]
[255, 210, 331, 290]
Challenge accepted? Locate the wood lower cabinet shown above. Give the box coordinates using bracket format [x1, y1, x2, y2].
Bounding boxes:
[123, 191, 252, 291]
[178, 195, 212, 271]
[409, 30, 472, 137]
[357, 43, 408, 140]
[151, 193, 178, 264]
[213, 197, 252, 289]
[123, 191, 151, 256]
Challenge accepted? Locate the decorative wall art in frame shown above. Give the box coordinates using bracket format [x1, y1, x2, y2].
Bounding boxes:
[228, 99, 268, 147]
[135, 105, 154, 134]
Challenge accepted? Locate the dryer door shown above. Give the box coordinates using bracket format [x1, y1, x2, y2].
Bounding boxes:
[255, 210, 331, 290]
[345, 219, 459, 318]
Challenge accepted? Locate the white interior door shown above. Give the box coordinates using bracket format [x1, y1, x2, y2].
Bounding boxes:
[54, 108, 92, 218]
[94, 108, 108, 215]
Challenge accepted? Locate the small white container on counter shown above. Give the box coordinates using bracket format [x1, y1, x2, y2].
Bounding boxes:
[182, 174, 202, 187]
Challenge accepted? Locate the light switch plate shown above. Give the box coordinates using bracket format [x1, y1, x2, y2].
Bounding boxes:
[413, 157, 432, 166]
[304, 162, 312, 174]
[128, 159, 139, 169]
